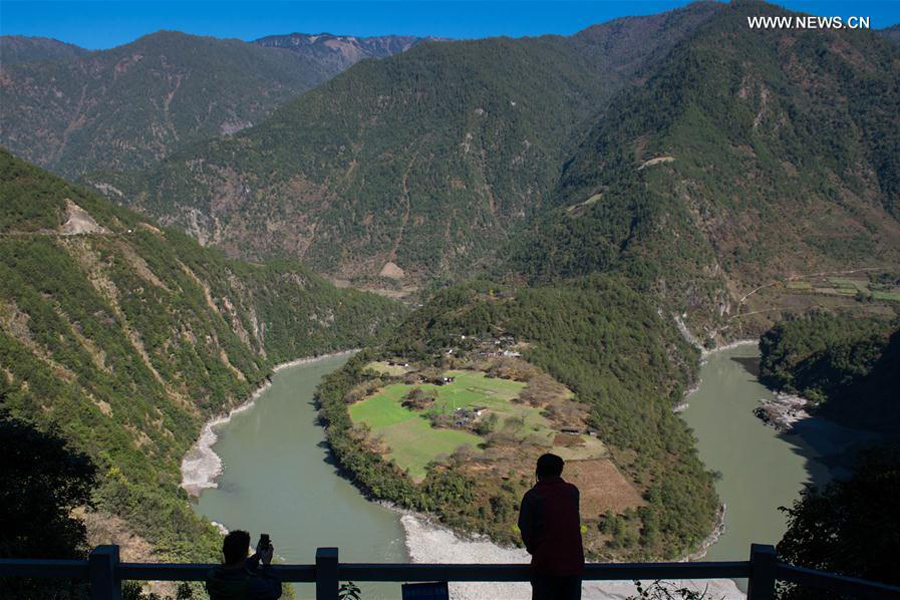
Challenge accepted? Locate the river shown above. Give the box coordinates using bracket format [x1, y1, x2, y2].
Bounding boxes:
[189, 345, 872, 598]
[680, 343, 874, 589]
[191, 354, 406, 599]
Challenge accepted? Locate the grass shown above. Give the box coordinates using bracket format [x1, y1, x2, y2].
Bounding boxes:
[834, 287, 858, 296]
[827, 277, 867, 290]
[871, 290, 900, 302]
[365, 361, 413, 376]
[785, 281, 812, 289]
[350, 370, 554, 480]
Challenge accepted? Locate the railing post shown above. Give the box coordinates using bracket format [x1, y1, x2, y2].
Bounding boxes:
[89, 545, 121, 600]
[316, 547, 339, 600]
[747, 544, 776, 600]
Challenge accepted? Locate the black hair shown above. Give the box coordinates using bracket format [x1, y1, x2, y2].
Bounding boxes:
[222, 530, 250, 566]
[536, 453, 564, 479]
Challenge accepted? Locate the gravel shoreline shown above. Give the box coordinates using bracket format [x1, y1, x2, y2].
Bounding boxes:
[179, 350, 357, 497]
[401, 514, 745, 599]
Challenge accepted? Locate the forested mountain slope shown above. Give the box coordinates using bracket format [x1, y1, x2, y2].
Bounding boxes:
[881, 24, 900, 45]
[0, 35, 90, 65]
[0, 149, 403, 560]
[507, 1, 900, 341]
[759, 312, 900, 432]
[100, 2, 723, 282]
[1, 31, 363, 176]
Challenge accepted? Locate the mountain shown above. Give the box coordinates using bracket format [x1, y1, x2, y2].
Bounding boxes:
[98, 2, 724, 283]
[881, 24, 900, 45]
[506, 1, 900, 341]
[0, 148, 403, 560]
[0, 35, 90, 65]
[254, 32, 439, 71]
[0, 31, 373, 177]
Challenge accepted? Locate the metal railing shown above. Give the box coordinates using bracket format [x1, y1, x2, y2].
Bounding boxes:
[2, 544, 899, 599]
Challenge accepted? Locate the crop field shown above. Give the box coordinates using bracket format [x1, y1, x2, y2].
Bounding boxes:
[781, 275, 900, 303]
[350, 370, 557, 480]
[872, 290, 900, 301]
[565, 459, 644, 516]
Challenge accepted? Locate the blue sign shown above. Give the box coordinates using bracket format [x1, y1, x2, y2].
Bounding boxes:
[401, 581, 450, 599]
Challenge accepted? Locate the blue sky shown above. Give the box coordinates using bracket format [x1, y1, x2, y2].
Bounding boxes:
[2, 1, 899, 50]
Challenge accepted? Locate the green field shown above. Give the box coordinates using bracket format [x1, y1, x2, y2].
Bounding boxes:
[827, 277, 867, 290]
[871, 290, 900, 302]
[350, 371, 554, 479]
[784, 276, 900, 302]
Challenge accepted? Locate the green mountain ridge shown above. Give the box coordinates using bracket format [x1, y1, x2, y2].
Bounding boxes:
[0, 30, 422, 178]
[0, 35, 90, 65]
[506, 1, 900, 340]
[92, 2, 900, 345]
[95, 2, 724, 281]
[0, 148, 403, 560]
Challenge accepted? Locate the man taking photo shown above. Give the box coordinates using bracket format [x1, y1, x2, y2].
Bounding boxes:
[206, 530, 282, 600]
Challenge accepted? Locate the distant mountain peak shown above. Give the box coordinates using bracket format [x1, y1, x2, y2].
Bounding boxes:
[1, 28, 422, 176]
[252, 32, 439, 68]
[0, 35, 90, 65]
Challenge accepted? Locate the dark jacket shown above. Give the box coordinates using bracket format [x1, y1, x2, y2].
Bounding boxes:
[518, 477, 585, 577]
[205, 554, 282, 600]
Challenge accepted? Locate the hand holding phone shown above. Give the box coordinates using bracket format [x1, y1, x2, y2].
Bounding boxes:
[257, 534, 273, 565]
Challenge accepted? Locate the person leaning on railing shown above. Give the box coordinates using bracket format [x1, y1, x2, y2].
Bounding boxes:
[206, 530, 282, 600]
[518, 453, 585, 600]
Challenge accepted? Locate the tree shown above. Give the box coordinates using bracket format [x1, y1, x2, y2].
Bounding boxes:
[776, 445, 900, 599]
[0, 410, 98, 599]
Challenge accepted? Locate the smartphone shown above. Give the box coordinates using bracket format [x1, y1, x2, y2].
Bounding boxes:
[259, 533, 270, 550]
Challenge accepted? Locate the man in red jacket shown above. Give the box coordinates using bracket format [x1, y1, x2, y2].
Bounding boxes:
[518, 453, 585, 600]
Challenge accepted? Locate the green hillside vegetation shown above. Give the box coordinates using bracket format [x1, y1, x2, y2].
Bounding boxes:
[101, 3, 723, 281]
[759, 311, 900, 432]
[777, 444, 900, 600]
[0, 31, 337, 177]
[0, 35, 90, 65]
[0, 149, 403, 562]
[318, 279, 718, 560]
[881, 24, 900, 45]
[506, 1, 900, 340]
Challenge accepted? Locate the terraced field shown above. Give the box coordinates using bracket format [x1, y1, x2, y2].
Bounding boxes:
[782, 275, 900, 302]
[350, 370, 554, 480]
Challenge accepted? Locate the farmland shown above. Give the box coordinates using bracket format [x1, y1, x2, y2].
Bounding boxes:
[350, 370, 554, 480]
[783, 274, 900, 302]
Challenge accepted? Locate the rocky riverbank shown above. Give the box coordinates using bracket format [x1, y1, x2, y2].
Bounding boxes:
[401, 514, 745, 600]
[752, 392, 811, 433]
[180, 350, 357, 497]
